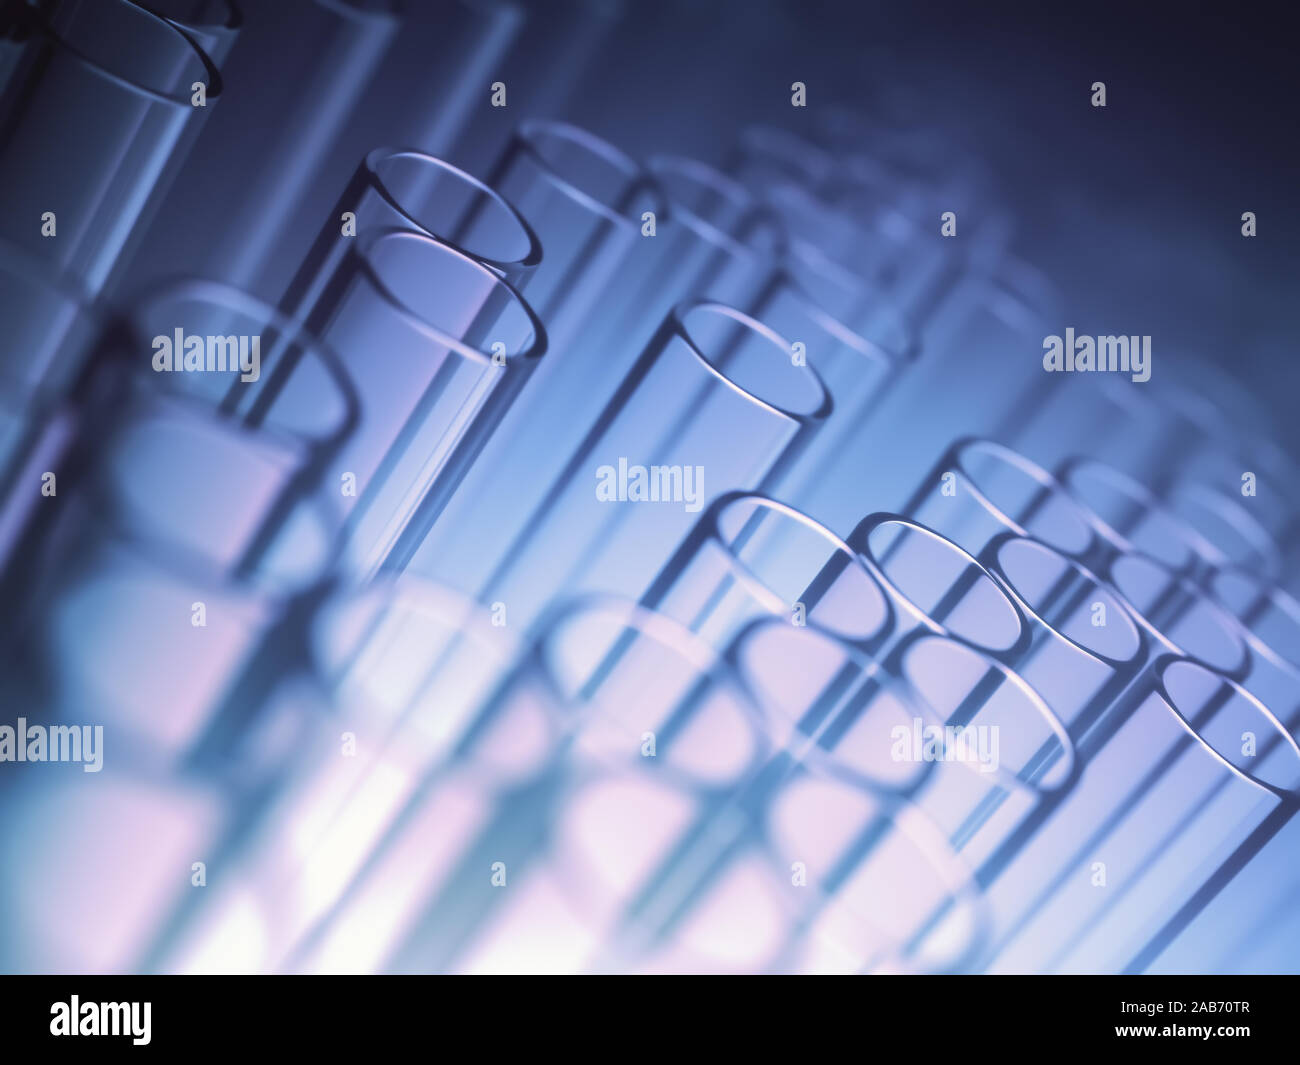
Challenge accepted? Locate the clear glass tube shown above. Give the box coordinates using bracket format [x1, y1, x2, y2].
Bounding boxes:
[986, 655, 1300, 974]
[8, 471, 336, 770]
[899, 438, 1100, 563]
[121, 0, 399, 292]
[0, 0, 223, 292]
[848, 261, 1063, 505]
[403, 152, 784, 595]
[319, 0, 524, 183]
[1055, 455, 1227, 580]
[281, 147, 542, 324]
[481, 119, 664, 348]
[851, 515, 1145, 751]
[1, 278, 359, 614]
[450, 301, 832, 632]
[39, 0, 246, 62]
[748, 241, 918, 527]
[1156, 473, 1284, 585]
[0, 243, 104, 568]
[640, 492, 893, 656]
[269, 227, 545, 578]
[149, 574, 527, 974]
[720, 620, 1001, 972]
[0, 277, 361, 972]
[289, 596, 778, 973]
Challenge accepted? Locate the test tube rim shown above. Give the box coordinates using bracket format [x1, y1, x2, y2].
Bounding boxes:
[361, 146, 544, 273]
[512, 118, 668, 232]
[348, 227, 547, 368]
[26, 0, 225, 108]
[668, 299, 833, 427]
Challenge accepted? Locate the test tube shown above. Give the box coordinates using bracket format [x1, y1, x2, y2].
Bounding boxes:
[121, 0, 399, 292]
[1055, 455, 1228, 580]
[745, 624, 1074, 972]
[358, 596, 979, 973]
[850, 515, 1145, 755]
[0, 0, 223, 293]
[34, 0, 244, 62]
[266, 227, 545, 578]
[657, 620, 1000, 973]
[900, 438, 1100, 563]
[0, 763, 228, 972]
[972, 546, 1276, 966]
[847, 263, 1063, 512]
[480, 119, 665, 348]
[281, 147, 543, 322]
[986, 655, 1300, 974]
[1201, 566, 1300, 729]
[298, 0, 524, 228]
[748, 240, 918, 526]
[639, 491, 893, 656]
[147, 574, 528, 974]
[2, 285, 360, 770]
[401, 152, 784, 593]
[289, 596, 778, 973]
[461, 301, 832, 633]
[1155, 473, 1284, 585]
[0, 244, 105, 570]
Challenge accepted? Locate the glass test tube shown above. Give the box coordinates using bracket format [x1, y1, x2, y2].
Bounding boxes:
[1155, 473, 1284, 585]
[265, 227, 545, 579]
[123, 0, 398, 292]
[0, 308, 354, 973]
[986, 656, 1300, 974]
[293, 0, 524, 245]
[370, 598, 981, 974]
[748, 240, 918, 527]
[0, 760, 228, 972]
[900, 437, 1100, 564]
[481, 119, 663, 347]
[0, 0, 223, 292]
[281, 147, 542, 323]
[150, 574, 529, 974]
[972, 550, 1272, 964]
[639, 491, 893, 657]
[401, 150, 786, 594]
[708, 622, 1003, 973]
[1055, 455, 1229, 581]
[749, 625, 1075, 971]
[849, 515, 1144, 799]
[1, 280, 358, 769]
[462, 301, 832, 633]
[295, 596, 778, 974]
[0, 242, 104, 567]
[34, 0, 244, 62]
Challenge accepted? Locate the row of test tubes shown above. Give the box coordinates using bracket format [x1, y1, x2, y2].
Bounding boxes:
[0, 0, 1296, 974]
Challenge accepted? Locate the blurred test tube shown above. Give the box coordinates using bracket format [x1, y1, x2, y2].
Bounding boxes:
[402, 149, 785, 592]
[446, 301, 831, 632]
[987, 656, 1300, 974]
[266, 227, 545, 578]
[282, 147, 542, 321]
[121, 0, 398, 292]
[640, 491, 893, 656]
[0, 0, 224, 293]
